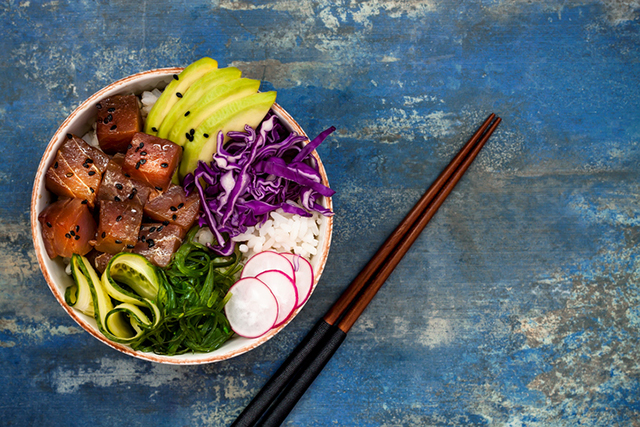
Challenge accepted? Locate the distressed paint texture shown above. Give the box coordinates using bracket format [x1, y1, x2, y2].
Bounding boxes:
[1, 0, 640, 426]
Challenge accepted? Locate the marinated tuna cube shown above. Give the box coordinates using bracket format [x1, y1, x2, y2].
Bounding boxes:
[97, 153, 155, 206]
[93, 200, 143, 254]
[96, 95, 143, 154]
[143, 185, 200, 236]
[133, 223, 183, 267]
[45, 134, 109, 208]
[38, 198, 97, 259]
[122, 133, 181, 192]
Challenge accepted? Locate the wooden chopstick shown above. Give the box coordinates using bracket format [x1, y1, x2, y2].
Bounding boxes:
[231, 114, 502, 427]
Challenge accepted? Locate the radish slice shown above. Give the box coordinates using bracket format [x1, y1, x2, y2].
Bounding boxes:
[281, 253, 314, 308]
[241, 251, 295, 282]
[256, 270, 298, 327]
[224, 277, 279, 338]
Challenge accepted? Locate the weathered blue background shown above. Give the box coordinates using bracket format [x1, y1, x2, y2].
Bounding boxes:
[1, 0, 639, 425]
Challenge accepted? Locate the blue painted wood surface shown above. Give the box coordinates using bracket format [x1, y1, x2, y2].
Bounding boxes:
[1, 1, 639, 425]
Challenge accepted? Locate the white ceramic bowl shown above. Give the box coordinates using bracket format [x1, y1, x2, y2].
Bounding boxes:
[30, 68, 333, 364]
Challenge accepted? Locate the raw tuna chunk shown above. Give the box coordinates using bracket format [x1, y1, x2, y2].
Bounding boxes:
[133, 223, 183, 267]
[143, 185, 200, 236]
[38, 198, 97, 259]
[96, 95, 143, 154]
[122, 133, 181, 192]
[45, 134, 109, 208]
[97, 153, 155, 206]
[93, 200, 143, 254]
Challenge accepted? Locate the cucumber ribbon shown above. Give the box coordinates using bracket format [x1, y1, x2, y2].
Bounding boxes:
[68, 253, 162, 345]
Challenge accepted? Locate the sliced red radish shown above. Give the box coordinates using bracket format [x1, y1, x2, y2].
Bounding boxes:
[281, 253, 315, 308]
[224, 277, 279, 338]
[241, 251, 295, 282]
[256, 270, 298, 328]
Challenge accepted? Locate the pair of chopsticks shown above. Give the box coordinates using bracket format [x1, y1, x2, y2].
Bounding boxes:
[231, 113, 502, 427]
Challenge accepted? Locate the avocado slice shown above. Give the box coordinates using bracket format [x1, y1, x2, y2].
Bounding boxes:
[144, 57, 218, 136]
[179, 91, 277, 179]
[155, 67, 242, 139]
[168, 78, 262, 146]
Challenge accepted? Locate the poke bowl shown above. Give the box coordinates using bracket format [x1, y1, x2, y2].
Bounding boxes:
[30, 61, 334, 364]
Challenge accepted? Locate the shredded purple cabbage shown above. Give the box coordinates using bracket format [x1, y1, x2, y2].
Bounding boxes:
[183, 113, 335, 255]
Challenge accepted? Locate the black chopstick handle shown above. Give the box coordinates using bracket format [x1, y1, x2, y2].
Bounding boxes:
[256, 325, 347, 427]
[231, 319, 333, 427]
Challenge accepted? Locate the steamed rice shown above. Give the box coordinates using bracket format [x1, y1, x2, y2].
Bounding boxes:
[195, 207, 322, 261]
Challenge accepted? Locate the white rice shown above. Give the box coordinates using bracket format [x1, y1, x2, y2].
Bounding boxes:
[82, 121, 99, 148]
[195, 208, 322, 261]
[140, 89, 162, 118]
[232, 208, 322, 260]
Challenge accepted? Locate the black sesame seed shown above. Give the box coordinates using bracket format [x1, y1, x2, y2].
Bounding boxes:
[184, 111, 190, 117]
[173, 74, 179, 80]
[135, 161, 141, 169]
[139, 142, 144, 148]
[151, 127, 157, 132]
[66, 133, 72, 139]
[185, 132, 190, 139]
[126, 244, 135, 249]
[54, 162, 58, 169]
[66, 172, 73, 177]
[110, 125, 117, 131]
[139, 159, 146, 165]
[140, 151, 147, 156]
[88, 171, 96, 176]
[85, 158, 93, 164]
[149, 227, 156, 232]
[128, 192, 135, 200]
[70, 230, 75, 236]
[124, 173, 131, 178]
[178, 203, 184, 209]
[157, 226, 163, 232]
[114, 196, 121, 202]
[83, 163, 90, 168]
[103, 117, 110, 124]
[131, 187, 137, 194]
[170, 206, 177, 212]
[162, 220, 169, 226]
[115, 183, 123, 190]
[107, 107, 115, 112]
[127, 144, 133, 150]
[140, 235, 146, 242]
[96, 103, 102, 109]
[161, 163, 168, 168]
[101, 232, 106, 238]
[90, 187, 94, 193]
[116, 215, 122, 222]
[115, 240, 122, 244]
[46, 222, 52, 228]
[147, 239, 155, 248]
[107, 114, 113, 122]
[155, 186, 163, 191]
[81, 199, 88, 205]
[172, 214, 177, 220]
[75, 225, 80, 232]
[203, 133, 209, 138]
[190, 128, 195, 135]
[176, 92, 183, 98]
[65, 233, 71, 239]
[74, 235, 80, 240]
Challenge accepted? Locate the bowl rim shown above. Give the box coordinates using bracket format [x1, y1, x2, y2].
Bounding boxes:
[30, 67, 333, 364]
